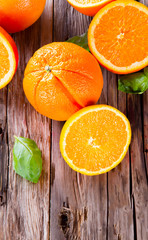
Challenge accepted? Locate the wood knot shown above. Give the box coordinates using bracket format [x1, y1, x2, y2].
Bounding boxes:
[0, 127, 4, 142]
[59, 206, 71, 237]
[0, 192, 7, 206]
[0, 127, 3, 135]
[59, 201, 88, 239]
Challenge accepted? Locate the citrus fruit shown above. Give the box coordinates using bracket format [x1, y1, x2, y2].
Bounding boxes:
[0, 27, 18, 89]
[88, 0, 148, 74]
[67, 0, 114, 16]
[0, 0, 46, 33]
[60, 105, 131, 175]
[23, 42, 103, 121]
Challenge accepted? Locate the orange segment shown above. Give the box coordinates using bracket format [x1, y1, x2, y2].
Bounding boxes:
[0, 27, 18, 89]
[0, 41, 10, 79]
[52, 69, 100, 107]
[35, 72, 81, 120]
[88, 0, 148, 74]
[67, 0, 114, 16]
[60, 105, 131, 175]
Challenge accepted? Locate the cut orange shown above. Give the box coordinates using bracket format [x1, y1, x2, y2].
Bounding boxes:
[67, 0, 114, 16]
[60, 105, 131, 175]
[88, 0, 148, 74]
[0, 27, 18, 89]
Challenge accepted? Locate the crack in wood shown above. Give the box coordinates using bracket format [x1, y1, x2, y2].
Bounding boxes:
[106, 173, 109, 240]
[140, 95, 148, 184]
[132, 195, 137, 240]
[0, 88, 9, 207]
[129, 145, 133, 207]
[144, 152, 148, 184]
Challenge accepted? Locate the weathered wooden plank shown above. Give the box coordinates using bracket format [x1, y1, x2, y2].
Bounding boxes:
[142, 0, 148, 178]
[142, 0, 148, 173]
[107, 73, 134, 240]
[143, 90, 148, 177]
[0, 87, 8, 205]
[0, 87, 9, 238]
[127, 2, 148, 240]
[50, 1, 108, 239]
[0, 0, 147, 239]
[0, 0, 52, 239]
[127, 93, 148, 240]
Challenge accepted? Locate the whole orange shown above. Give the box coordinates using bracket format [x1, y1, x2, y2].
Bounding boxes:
[0, 0, 46, 33]
[23, 42, 103, 121]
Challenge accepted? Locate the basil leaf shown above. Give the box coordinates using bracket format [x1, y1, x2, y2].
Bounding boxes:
[66, 32, 90, 52]
[144, 67, 148, 78]
[118, 71, 148, 94]
[13, 136, 42, 183]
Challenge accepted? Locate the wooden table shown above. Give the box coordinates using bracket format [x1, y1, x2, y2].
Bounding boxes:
[0, 0, 148, 239]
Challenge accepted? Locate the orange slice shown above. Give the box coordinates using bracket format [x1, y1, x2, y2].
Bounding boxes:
[67, 0, 114, 16]
[88, 0, 148, 74]
[0, 27, 18, 89]
[60, 105, 131, 175]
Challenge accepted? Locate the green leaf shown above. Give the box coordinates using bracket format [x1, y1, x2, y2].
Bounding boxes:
[13, 136, 42, 183]
[144, 67, 148, 78]
[66, 32, 90, 52]
[118, 70, 148, 94]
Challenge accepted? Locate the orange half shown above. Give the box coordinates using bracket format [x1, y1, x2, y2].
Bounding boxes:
[0, 27, 18, 89]
[88, 0, 148, 74]
[67, 0, 114, 16]
[60, 105, 131, 175]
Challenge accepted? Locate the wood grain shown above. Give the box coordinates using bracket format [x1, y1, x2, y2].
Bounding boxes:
[0, 87, 8, 206]
[128, 2, 148, 240]
[107, 73, 134, 240]
[50, 1, 148, 239]
[127, 92, 148, 240]
[143, 90, 148, 176]
[50, 1, 108, 239]
[0, 0, 52, 239]
[0, 0, 148, 239]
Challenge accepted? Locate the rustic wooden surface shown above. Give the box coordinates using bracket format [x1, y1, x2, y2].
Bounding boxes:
[0, 0, 148, 239]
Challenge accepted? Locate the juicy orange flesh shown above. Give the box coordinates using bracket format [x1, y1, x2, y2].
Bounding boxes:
[74, 0, 102, 4]
[94, 6, 148, 67]
[0, 41, 10, 80]
[65, 110, 127, 171]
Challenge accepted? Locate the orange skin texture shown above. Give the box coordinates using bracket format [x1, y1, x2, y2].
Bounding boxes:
[67, 0, 115, 16]
[0, 27, 18, 88]
[23, 42, 103, 121]
[0, 0, 46, 33]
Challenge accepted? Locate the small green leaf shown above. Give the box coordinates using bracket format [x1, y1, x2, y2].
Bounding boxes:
[118, 71, 148, 94]
[66, 32, 90, 52]
[144, 67, 148, 78]
[13, 136, 42, 183]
